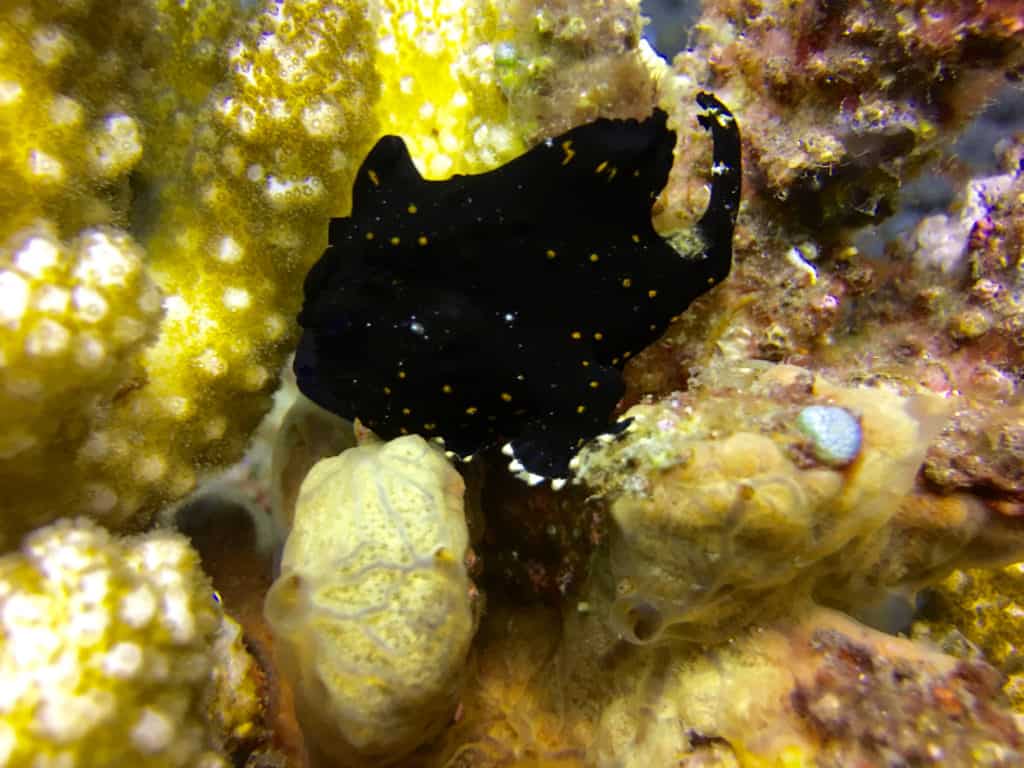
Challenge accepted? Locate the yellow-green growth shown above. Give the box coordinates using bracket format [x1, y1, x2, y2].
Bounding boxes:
[265, 434, 474, 768]
[0, 518, 257, 767]
[916, 562, 1024, 713]
[374, 0, 525, 177]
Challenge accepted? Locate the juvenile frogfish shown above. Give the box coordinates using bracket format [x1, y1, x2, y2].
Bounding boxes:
[295, 93, 741, 485]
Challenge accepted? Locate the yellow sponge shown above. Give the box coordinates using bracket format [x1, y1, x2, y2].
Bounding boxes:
[265, 434, 475, 767]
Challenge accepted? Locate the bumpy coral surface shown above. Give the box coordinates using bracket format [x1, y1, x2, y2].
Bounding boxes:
[265, 434, 476, 768]
[0, 518, 260, 767]
[0, 0, 378, 546]
[914, 561, 1024, 715]
[574, 362, 952, 644]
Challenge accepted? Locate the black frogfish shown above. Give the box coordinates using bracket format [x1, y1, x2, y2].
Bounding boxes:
[294, 92, 741, 485]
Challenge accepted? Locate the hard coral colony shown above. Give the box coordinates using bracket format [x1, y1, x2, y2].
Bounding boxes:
[2, 1, 1024, 768]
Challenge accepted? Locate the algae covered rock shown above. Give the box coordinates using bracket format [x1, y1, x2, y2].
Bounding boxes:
[264, 434, 475, 768]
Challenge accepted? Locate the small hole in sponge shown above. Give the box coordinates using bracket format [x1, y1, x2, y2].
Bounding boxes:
[612, 595, 664, 645]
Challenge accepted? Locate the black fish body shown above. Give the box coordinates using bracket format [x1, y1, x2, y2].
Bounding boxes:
[295, 93, 741, 483]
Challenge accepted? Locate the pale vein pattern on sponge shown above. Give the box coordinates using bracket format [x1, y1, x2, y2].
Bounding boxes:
[265, 434, 474, 768]
[0, 518, 257, 768]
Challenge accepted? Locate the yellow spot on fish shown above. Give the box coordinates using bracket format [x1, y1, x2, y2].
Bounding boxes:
[442, 384, 453, 394]
[648, 289, 658, 298]
[501, 392, 512, 402]
[384, 386, 392, 395]
[608, 167, 617, 181]
[623, 350, 632, 358]
[571, 330, 582, 340]
[595, 160, 608, 173]
[407, 203, 418, 214]
[631, 234, 640, 243]
[581, 360, 590, 367]
[402, 407, 411, 415]
[368, 169, 380, 186]
[589, 380, 599, 388]
[418, 235, 429, 246]
[594, 332, 604, 340]
[400, 426, 409, 434]
[465, 406, 478, 415]
[612, 357, 620, 364]
[561, 140, 575, 165]
[424, 422, 436, 430]
[577, 405, 587, 414]
[622, 278, 632, 288]
[365, 232, 375, 240]
[391, 236, 401, 245]
[589, 253, 600, 262]
[398, 371, 407, 379]
[546, 249, 557, 259]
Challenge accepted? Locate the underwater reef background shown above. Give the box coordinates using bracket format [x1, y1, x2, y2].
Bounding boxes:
[2, 0, 1024, 766]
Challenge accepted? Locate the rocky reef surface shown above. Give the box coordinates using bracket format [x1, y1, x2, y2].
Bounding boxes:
[3, 0, 1024, 766]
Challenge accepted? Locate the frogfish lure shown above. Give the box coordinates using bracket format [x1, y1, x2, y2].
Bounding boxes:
[294, 92, 741, 486]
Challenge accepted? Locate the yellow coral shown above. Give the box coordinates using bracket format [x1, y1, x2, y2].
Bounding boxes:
[0, 518, 259, 767]
[915, 561, 1024, 713]
[374, 0, 524, 177]
[0, 0, 379, 544]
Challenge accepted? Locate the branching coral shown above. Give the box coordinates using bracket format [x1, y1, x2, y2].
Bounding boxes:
[0, 518, 260, 767]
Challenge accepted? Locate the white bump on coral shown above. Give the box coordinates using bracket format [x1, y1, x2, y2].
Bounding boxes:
[84, 484, 118, 515]
[131, 708, 175, 754]
[14, 237, 59, 278]
[0, 81, 24, 105]
[27, 150, 65, 183]
[0, 271, 30, 326]
[31, 26, 73, 68]
[25, 319, 70, 357]
[160, 588, 197, 643]
[119, 586, 157, 628]
[222, 287, 251, 311]
[429, 153, 453, 177]
[103, 641, 144, 678]
[301, 100, 342, 138]
[49, 95, 84, 127]
[77, 230, 138, 286]
[89, 114, 143, 178]
[72, 286, 109, 323]
[34, 285, 70, 315]
[196, 349, 228, 378]
[135, 454, 168, 484]
[215, 236, 243, 264]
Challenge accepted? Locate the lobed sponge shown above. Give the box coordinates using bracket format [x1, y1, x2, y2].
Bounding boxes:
[265, 434, 475, 767]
